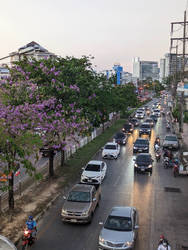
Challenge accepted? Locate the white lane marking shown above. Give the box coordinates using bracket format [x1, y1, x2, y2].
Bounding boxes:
[113, 175, 121, 187]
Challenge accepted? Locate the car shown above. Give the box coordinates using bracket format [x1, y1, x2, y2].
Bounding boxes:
[0, 235, 17, 250]
[135, 111, 145, 119]
[150, 114, 158, 123]
[162, 134, 179, 150]
[102, 142, 120, 159]
[81, 160, 107, 184]
[129, 118, 139, 127]
[114, 132, 128, 145]
[133, 138, 149, 153]
[153, 109, 160, 117]
[139, 123, 152, 137]
[98, 206, 139, 250]
[145, 118, 154, 127]
[134, 153, 153, 173]
[122, 123, 134, 134]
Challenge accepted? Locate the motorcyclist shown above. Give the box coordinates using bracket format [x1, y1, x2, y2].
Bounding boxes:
[154, 136, 160, 146]
[154, 143, 160, 152]
[26, 216, 37, 239]
[158, 239, 171, 250]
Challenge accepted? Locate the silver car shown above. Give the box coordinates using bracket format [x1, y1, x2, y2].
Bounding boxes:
[0, 235, 17, 250]
[98, 207, 139, 250]
[163, 134, 179, 150]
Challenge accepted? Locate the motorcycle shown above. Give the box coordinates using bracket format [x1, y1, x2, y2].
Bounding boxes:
[22, 227, 36, 250]
[166, 123, 170, 131]
[155, 150, 161, 162]
[173, 163, 188, 177]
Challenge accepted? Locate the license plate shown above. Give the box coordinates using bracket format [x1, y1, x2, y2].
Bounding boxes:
[139, 149, 142, 152]
[141, 169, 145, 171]
[71, 219, 77, 222]
[88, 179, 92, 182]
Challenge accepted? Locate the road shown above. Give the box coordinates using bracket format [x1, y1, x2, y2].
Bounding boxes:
[23, 98, 188, 250]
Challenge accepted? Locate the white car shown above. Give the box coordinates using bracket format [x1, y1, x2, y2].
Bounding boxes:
[102, 142, 120, 159]
[135, 111, 145, 119]
[81, 160, 107, 184]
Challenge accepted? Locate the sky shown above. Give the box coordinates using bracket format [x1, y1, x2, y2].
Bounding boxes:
[0, 0, 187, 72]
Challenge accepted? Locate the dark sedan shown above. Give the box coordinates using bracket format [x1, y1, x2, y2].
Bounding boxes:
[122, 123, 134, 134]
[114, 132, 128, 145]
[129, 118, 139, 127]
[133, 138, 149, 153]
[134, 153, 153, 174]
[150, 114, 158, 123]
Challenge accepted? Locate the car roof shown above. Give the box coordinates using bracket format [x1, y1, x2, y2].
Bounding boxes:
[110, 207, 134, 217]
[71, 184, 93, 192]
[87, 160, 103, 165]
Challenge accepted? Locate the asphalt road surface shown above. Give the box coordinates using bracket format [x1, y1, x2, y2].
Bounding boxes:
[22, 98, 188, 250]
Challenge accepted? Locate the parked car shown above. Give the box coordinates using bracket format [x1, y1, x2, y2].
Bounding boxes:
[145, 118, 154, 127]
[150, 114, 158, 123]
[162, 134, 179, 150]
[139, 123, 152, 137]
[102, 142, 120, 159]
[133, 138, 149, 153]
[122, 123, 134, 134]
[114, 132, 128, 145]
[81, 160, 107, 184]
[134, 153, 153, 173]
[129, 118, 139, 127]
[61, 183, 101, 223]
[98, 207, 139, 250]
[135, 111, 144, 119]
[0, 235, 17, 250]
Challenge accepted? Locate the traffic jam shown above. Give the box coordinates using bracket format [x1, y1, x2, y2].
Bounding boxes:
[59, 93, 183, 250]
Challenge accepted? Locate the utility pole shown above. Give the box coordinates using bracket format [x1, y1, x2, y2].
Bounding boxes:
[170, 11, 188, 133]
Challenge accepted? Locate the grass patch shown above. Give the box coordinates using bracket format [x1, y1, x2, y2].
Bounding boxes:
[64, 119, 125, 171]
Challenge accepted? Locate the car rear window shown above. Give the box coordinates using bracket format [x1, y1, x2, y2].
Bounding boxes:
[123, 124, 131, 128]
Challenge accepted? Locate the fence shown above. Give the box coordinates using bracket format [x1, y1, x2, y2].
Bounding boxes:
[0, 113, 120, 212]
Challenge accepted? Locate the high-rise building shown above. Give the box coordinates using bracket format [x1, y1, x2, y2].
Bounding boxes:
[164, 53, 186, 77]
[133, 57, 140, 79]
[133, 58, 159, 81]
[140, 61, 159, 81]
[159, 58, 166, 82]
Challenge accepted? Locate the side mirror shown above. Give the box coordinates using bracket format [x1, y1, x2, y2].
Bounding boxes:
[63, 196, 66, 200]
[101, 147, 104, 150]
[93, 198, 97, 202]
[135, 225, 139, 229]
[82, 167, 84, 170]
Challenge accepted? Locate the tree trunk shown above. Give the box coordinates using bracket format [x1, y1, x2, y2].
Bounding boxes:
[61, 150, 65, 167]
[49, 150, 55, 177]
[8, 172, 14, 211]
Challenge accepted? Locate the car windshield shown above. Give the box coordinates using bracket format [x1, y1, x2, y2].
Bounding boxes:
[115, 133, 125, 139]
[141, 124, 150, 128]
[137, 111, 143, 114]
[146, 119, 152, 123]
[85, 164, 100, 172]
[137, 155, 151, 162]
[104, 216, 132, 231]
[105, 144, 116, 150]
[123, 124, 131, 128]
[135, 139, 148, 145]
[165, 136, 177, 142]
[67, 191, 90, 202]
[131, 119, 137, 122]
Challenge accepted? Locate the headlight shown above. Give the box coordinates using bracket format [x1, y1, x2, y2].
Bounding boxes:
[99, 236, 107, 245]
[144, 147, 148, 149]
[61, 209, 68, 215]
[134, 164, 138, 167]
[124, 241, 133, 247]
[148, 165, 152, 168]
[82, 211, 89, 216]
[133, 146, 137, 149]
